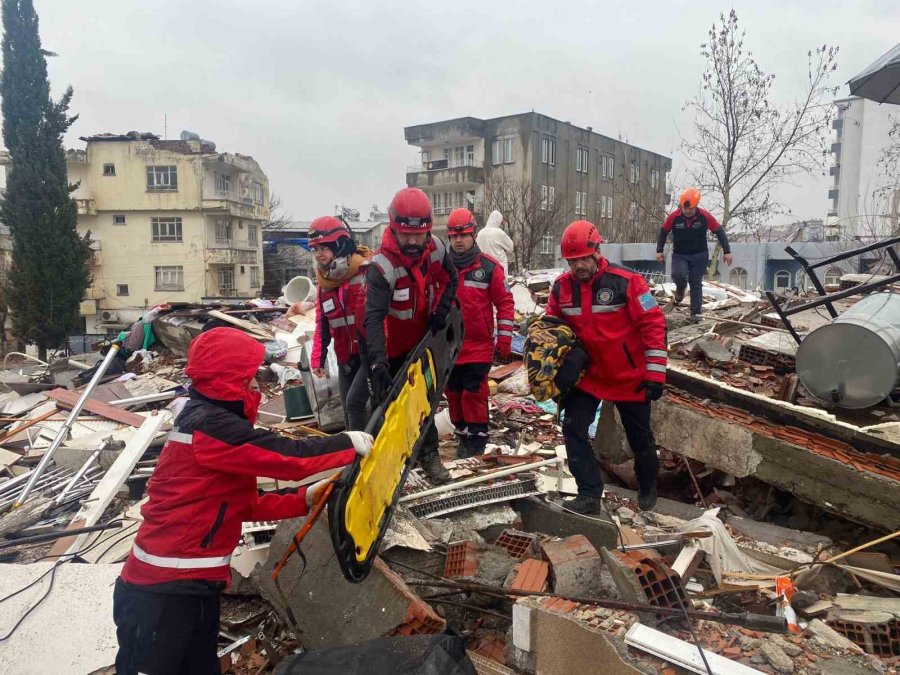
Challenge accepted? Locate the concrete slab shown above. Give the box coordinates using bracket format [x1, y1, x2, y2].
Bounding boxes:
[255, 513, 444, 650]
[512, 497, 618, 553]
[0, 562, 122, 675]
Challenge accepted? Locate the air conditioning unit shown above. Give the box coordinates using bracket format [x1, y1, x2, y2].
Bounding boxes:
[100, 310, 118, 322]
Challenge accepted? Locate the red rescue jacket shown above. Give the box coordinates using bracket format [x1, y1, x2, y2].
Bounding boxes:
[121, 328, 356, 587]
[546, 259, 667, 402]
[311, 265, 368, 367]
[455, 252, 515, 364]
[365, 229, 458, 360]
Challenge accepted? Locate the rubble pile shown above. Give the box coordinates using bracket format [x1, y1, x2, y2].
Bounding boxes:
[0, 287, 897, 674]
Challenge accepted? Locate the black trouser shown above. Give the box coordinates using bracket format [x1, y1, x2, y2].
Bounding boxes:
[113, 578, 222, 675]
[338, 356, 370, 432]
[560, 387, 659, 498]
[388, 355, 440, 465]
[671, 251, 708, 317]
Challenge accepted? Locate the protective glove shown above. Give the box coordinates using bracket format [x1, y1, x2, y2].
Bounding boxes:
[496, 338, 512, 359]
[368, 360, 393, 403]
[637, 380, 665, 402]
[345, 430, 374, 458]
[428, 308, 448, 334]
[305, 478, 332, 508]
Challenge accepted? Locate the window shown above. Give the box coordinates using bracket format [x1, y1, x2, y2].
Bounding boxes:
[250, 266, 260, 288]
[650, 169, 661, 189]
[492, 139, 502, 165]
[252, 182, 263, 205]
[575, 192, 582, 215]
[549, 138, 556, 165]
[421, 150, 431, 164]
[103, 163, 116, 176]
[599, 197, 607, 219]
[151, 217, 183, 242]
[113, 214, 126, 225]
[155, 265, 184, 291]
[215, 219, 232, 244]
[540, 185, 548, 211]
[542, 138, 549, 164]
[548, 186, 555, 208]
[630, 162, 639, 184]
[146, 165, 177, 191]
[824, 266, 843, 286]
[215, 172, 231, 197]
[774, 270, 791, 291]
[607, 195, 613, 218]
[576, 147, 588, 174]
[248, 223, 258, 246]
[629, 201, 638, 225]
[116, 284, 129, 296]
[729, 267, 749, 290]
[605, 156, 614, 179]
[575, 191, 587, 216]
[466, 145, 474, 164]
[503, 138, 515, 164]
[541, 234, 553, 255]
[218, 267, 235, 290]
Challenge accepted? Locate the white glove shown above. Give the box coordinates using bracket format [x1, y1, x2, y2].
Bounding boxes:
[345, 430, 374, 458]
[305, 478, 331, 508]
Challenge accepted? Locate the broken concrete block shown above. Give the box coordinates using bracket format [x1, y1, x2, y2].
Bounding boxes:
[692, 337, 734, 363]
[533, 598, 642, 675]
[616, 506, 635, 524]
[514, 497, 618, 553]
[443, 540, 516, 585]
[494, 528, 540, 560]
[759, 640, 794, 674]
[541, 535, 604, 597]
[256, 514, 444, 649]
[512, 599, 536, 652]
[806, 619, 865, 654]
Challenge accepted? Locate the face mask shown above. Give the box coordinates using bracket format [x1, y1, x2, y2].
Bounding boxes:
[325, 256, 350, 280]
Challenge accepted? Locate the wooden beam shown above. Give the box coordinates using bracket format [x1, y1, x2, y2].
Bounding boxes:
[44, 388, 146, 427]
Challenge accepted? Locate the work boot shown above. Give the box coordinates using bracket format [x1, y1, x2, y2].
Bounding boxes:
[420, 452, 451, 484]
[672, 288, 685, 305]
[687, 314, 701, 325]
[454, 426, 469, 459]
[463, 431, 488, 459]
[564, 495, 602, 515]
[638, 486, 658, 511]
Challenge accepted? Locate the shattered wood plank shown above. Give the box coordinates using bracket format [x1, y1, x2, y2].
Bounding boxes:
[44, 388, 146, 427]
[47, 413, 168, 558]
[671, 543, 705, 581]
[624, 623, 764, 675]
[207, 310, 274, 339]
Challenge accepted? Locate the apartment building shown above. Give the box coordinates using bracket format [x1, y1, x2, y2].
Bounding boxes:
[62, 131, 268, 333]
[404, 112, 671, 266]
[827, 96, 899, 240]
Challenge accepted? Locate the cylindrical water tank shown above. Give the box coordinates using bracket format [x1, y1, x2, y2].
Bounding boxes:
[796, 292, 900, 409]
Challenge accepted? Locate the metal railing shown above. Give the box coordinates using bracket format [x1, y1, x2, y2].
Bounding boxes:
[407, 159, 484, 172]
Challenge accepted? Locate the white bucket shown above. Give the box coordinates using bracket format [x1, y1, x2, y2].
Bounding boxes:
[282, 276, 314, 304]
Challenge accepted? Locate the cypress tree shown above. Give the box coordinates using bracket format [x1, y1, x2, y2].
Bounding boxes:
[0, 0, 90, 359]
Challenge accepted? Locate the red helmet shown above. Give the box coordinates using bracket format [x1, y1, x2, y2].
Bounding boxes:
[389, 187, 432, 232]
[561, 220, 603, 260]
[447, 208, 476, 235]
[308, 216, 351, 247]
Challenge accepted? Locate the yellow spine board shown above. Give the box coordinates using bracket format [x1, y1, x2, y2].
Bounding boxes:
[344, 351, 436, 562]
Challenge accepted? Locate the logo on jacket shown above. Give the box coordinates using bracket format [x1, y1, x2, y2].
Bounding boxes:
[473, 269, 486, 281]
[596, 288, 614, 305]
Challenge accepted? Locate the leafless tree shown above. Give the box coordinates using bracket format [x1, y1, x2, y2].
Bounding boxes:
[682, 10, 839, 232]
[262, 193, 292, 231]
[593, 149, 670, 242]
[260, 193, 314, 296]
[483, 175, 565, 272]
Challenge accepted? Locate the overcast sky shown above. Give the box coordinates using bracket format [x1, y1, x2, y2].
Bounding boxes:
[31, 0, 900, 226]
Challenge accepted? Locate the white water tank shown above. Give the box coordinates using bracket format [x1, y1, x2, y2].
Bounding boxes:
[796, 292, 900, 409]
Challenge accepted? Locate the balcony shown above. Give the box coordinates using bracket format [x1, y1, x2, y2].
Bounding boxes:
[406, 160, 484, 189]
[832, 118, 843, 131]
[404, 117, 486, 146]
[207, 247, 258, 265]
[75, 197, 96, 216]
[202, 195, 267, 219]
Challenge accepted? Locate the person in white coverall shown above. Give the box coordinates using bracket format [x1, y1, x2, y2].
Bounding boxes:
[475, 210, 514, 276]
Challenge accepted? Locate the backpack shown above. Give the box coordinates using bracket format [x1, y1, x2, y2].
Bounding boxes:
[524, 317, 587, 402]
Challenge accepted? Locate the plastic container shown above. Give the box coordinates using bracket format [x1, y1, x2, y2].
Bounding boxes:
[283, 384, 313, 420]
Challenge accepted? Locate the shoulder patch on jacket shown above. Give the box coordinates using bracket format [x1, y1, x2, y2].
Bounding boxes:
[638, 291, 658, 311]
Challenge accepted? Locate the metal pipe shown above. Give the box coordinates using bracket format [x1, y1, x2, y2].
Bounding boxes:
[0, 521, 122, 549]
[2, 352, 49, 368]
[14, 344, 121, 509]
[0, 467, 68, 497]
[107, 391, 177, 408]
[398, 458, 561, 503]
[54, 441, 109, 506]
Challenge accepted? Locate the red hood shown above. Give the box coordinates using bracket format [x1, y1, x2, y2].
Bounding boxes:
[186, 328, 265, 418]
[381, 227, 436, 268]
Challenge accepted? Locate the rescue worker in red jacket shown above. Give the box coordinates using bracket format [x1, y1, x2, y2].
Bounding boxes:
[364, 187, 459, 483]
[114, 327, 373, 675]
[547, 221, 668, 514]
[445, 208, 515, 457]
[308, 216, 373, 431]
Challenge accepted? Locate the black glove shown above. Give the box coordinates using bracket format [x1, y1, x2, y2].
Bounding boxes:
[368, 360, 393, 404]
[637, 380, 665, 402]
[428, 309, 448, 334]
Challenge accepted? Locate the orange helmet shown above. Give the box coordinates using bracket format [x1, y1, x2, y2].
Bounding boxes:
[561, 220, 603, 260]
[389, 187, 433, 232]
[447, 208, 476, 235]
[680, 188, 701, 210]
